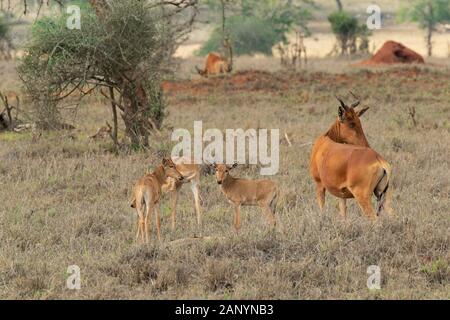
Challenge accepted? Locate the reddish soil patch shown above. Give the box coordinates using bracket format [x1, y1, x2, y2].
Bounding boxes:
[359, 41, 425, 66]
[163, 67, 439, 97]
[162, 70, 285, 96]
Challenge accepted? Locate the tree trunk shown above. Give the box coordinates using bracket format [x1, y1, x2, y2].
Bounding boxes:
[121, 79, 150, 147]
[426, 3, 433, 57]
[426, 24, 433, 57]
[108, 87, 118, 147]
[340, 36, 347, 55]
[336, 0, 343, 11]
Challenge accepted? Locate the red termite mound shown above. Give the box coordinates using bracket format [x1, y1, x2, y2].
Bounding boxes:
[360, 41, 425, 65]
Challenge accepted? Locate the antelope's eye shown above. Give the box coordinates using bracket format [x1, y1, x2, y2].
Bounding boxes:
[349, 122, 356, 128]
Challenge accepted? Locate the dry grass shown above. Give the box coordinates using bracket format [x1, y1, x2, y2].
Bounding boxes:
[0, 61, 449, 299]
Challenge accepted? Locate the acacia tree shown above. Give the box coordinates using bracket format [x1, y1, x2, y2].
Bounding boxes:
[399, 0, 450, 57]
[328, 10, 371, 56]
[17, 0, 197, 147]
[200, 0, 313, 56]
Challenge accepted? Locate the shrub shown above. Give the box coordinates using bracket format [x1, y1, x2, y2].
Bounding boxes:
[18, 0, 196, 147]
[0, 13, 12, 59]
[200, 0, 313, 57]
[328, 11, 371, 55]
[199, 16, 279, 56]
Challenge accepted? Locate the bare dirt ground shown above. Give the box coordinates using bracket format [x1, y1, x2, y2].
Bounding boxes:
[0, 60, 449, 298]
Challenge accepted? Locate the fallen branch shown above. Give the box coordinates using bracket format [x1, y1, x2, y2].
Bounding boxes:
[284, 132, 292, 147]
[13, 123, 35, 132]
[298, 142, 313, 148]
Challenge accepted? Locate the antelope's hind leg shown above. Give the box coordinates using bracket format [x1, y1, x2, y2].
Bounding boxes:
[144, 201, 155, 243]
[155, 203, 162, 242]
[170, 190, 179, 231]
[351, 188, 376, 221]
[378, 186, 394, 217]
[315, 183, 326, 213]
[191, 179, 203, 233]
[338, 198, 347, 219]
[260, 200, 277, 230]
[135, 197, 145, 243]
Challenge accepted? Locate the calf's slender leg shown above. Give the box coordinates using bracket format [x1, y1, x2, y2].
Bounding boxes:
[145, 202, 154, 243]
[191, 180, 203, 230]
[260, 202, 277, 229]
[338, 198, 347, 219]
[233, 204, 242, 233]
[155, 204, 162, 242]
[170, 191, 178, 231]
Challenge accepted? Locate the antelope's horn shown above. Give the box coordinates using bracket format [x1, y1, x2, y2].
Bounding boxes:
[349, 91, 360, 108]
[335, 95, 348, 110]
[350, 101, 360, 109]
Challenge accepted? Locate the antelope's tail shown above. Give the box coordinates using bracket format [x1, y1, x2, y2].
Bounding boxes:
[375, 157, 393, 216]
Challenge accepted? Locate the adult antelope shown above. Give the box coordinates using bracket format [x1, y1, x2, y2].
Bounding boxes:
[309, 97, 393, 220]
[131, 158, 184, 243]
[196, 38, 233, 77]
[214, 163, 279, 232]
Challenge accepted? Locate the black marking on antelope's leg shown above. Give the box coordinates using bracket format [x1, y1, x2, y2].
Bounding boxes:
[376, 182, 389, 216]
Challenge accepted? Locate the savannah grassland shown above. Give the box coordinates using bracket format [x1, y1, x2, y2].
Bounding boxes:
[0, 63, 449, 299]
[0, 1, 450, 300]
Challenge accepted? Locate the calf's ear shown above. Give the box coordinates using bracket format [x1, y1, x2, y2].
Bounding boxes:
[162, 158, 173, 167]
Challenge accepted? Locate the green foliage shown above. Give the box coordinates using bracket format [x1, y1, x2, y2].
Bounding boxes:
[398, 0, 450, 28]
[420, 259, 449, 284]
[200, 0, 313, 56]
[18, 0, 175, 144]
[398, 0, 450, 56]
[199, 16, 279, 56]
[328, 11, 359, 38]
[0, 15, 9, 40]
[328, 10, 371, 55]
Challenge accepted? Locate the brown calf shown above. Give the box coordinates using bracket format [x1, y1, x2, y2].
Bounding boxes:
[131, 158, 184, 243]
[214, 163, 279, 232]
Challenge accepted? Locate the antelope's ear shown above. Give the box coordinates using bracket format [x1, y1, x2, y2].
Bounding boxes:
[357, 107, 370, 118]
[338, 106, 346, 122]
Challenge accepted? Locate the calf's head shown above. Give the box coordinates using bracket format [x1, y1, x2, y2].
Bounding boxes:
[214, 163, 238, 185]
[162, 158, 184, 182]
